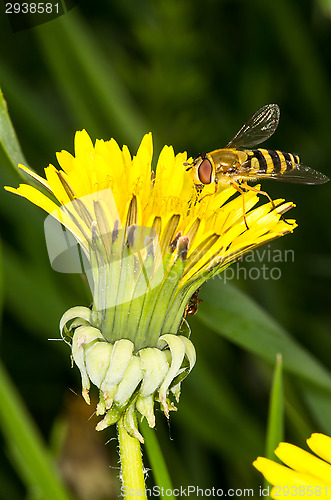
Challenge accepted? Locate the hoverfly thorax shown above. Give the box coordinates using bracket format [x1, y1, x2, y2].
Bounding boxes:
[209, 149, 242, 177]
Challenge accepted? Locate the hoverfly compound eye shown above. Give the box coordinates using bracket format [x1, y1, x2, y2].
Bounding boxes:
[198, 159, 213, 184]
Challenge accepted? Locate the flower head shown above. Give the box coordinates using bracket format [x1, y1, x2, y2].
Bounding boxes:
[253, 433, 331, 497]
[6, 131, 297, 441]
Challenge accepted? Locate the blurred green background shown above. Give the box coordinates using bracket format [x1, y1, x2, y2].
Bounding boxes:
[1, 0, 331, 498]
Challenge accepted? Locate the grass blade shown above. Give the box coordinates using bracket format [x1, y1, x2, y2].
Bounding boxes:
[265, 354, 284, 461]
[33, 10, 147, 145]
[0, 242, 70, 499]
[0, 362, 70, 500]
[141, 419, 175, 500]
[0, 87, 27, 177]
[198, 280, 331, 392]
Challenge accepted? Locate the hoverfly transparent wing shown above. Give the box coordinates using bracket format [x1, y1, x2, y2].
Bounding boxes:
[266, 164, 329, 184]
[243, 163, 329, 185]
[226, 104, 280, 149]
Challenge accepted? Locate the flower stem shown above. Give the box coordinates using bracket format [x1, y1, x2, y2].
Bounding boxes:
[117, 415, 147, 499]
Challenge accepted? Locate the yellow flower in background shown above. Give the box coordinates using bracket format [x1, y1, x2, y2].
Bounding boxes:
[6, 130, 297, 441]
[253, 433, 331, 498]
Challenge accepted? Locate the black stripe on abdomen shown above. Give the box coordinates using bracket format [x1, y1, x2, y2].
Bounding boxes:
[281, 151, 296, 171]
[267, 150, 282, 173]
[251, 149, 268, 173]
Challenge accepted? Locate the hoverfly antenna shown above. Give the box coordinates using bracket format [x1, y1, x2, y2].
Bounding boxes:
[183, 162, 192, 171]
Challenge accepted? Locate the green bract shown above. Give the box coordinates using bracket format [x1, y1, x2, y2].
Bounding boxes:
[60, 306, 195, 442]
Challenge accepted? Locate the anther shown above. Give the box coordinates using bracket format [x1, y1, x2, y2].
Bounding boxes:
[178, 236, 189, 261]
[170, 231, 182, 253]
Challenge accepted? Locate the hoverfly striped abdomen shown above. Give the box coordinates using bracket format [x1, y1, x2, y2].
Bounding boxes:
[243, 148, 300, 176]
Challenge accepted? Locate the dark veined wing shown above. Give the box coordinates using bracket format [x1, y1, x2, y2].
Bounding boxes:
[243, 164, 329, 185]
[226, 104, 280, 149]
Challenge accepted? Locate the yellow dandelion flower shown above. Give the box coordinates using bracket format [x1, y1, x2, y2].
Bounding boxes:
[253, 433, 331, 498]
[5, 130, 297, 441]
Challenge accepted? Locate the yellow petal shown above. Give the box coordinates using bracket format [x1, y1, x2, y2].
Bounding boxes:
[253, 457, 327, 487]
[129, 133, 153, 204]
[154, 145, 177, 198]
[307, 434, 331, 466]
[136, 132, 153, 162]
[44, 165, 72, 204]
[275, 443, 331, 485]
[74, 129, 94, 158]
[56, 150, 75, 174]
[5, 184, 59, 214]
[5, 131, 297, 293]
[18, 164, 52, 193]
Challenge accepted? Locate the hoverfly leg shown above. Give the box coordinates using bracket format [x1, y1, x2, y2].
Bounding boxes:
[197, 190, 212, 203]
[240, 183, 292, 226]
[197, 178, 218, 203]
[241, 183, 275, 209]
[230, 182, 249, 230]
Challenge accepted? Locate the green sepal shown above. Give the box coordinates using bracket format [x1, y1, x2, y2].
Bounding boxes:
[123, 402, 144, 443]
[95, 405, 123, 431]
[60, 305, 92, 345]
[157, 334, 186, 416]
[100, 339, 134, 408]
[71, 325, 103, 404]
[114, 355, 143, 407]
[136, 394, 155, 428]
[138, 347, 169, 397]
[168, 335, 196, 389]
[85, 340, 113, 387]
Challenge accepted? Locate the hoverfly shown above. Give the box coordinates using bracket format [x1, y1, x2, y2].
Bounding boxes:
[185, 104, 329, 224]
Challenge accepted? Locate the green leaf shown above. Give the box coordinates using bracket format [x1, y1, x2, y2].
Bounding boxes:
[0, 88, 27, 176]
[198, 280, 331, 392]
[0, 363, 70, 500]
[265, 354, 284, 461]
[181, 353, 264, 459]
[3, 241, 71, 338]
[0, 63, 67, 153]
[197, 280, 331, 436]
[0, 245, 69, 499]
[33, 11, 147, 145]
[141, 420, 175, 500]
[0, 241, 3, 331]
